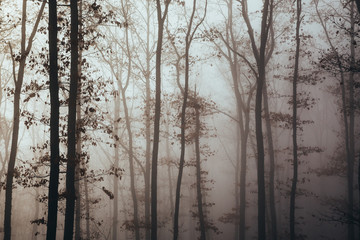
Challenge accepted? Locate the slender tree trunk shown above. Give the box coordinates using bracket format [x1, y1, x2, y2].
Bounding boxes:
[46, 0, 60, 239]
[144, 2, 152, 239]
[173, 1, 207, 238]
[63, 0, 79, 238]
[346, 3, 356, 240]
[113, 93, 120, 240]
[152, 1, 170, 239]
[224, 2, 254, 238]
[4, 1, 45, 239]
[232, 67, 248, 240]
[74, 91, 82, 240]
[290, 1, 301, 239]
[75, 2, 83, 238]
[234, 123, 240, 240]
[119, 62, 140, 240]
[358, 152, 360, 240]
[165, 115, 175, 215]
[173, 24, 191, 240]
[241, 1, 273, 238]
[263, 83, 277, 240]
[227, 3, 246, 239]
[194, 97, 206, 240]
[314, 3, 354, 238]
[120, 13, 140, 239]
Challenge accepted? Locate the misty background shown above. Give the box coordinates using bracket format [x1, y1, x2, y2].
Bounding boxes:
[0, 0, 358, 239]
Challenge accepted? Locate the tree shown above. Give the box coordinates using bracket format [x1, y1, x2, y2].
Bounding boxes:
[240, 0, 274, 238]
[63, 0, 79, 238]
[315, 1, 358, 239]
[4, 1, 45, 239]
[172, 1, 207, 239]
[290, 0, 302, 239]
[194, 93, 206, 240]
[46, 0, 60, 239]
[213, 0, 257, 238]
[151, 1, 170, 239]
[132, 2, 157, 238]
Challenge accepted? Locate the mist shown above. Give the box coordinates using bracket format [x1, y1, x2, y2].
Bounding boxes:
[0, 0, 358, 239]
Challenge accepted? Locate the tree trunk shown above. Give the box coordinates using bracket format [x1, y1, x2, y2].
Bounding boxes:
[194, 97, 206, 240]
[263, 83, 277, 240]
[75, 2, 83, 238]
[255, 61, 266, 240]
[347, 3, 355, 240]
[173, 1, 207, 238]
[256, 1, 272, 238]
[46, 0, 60, 239]
[112, 93, 120, 240]
[118, 51, 140, 240]
[173, 21, 191, 240]
[152, 1, 170, 239]
[240, 1, 273, 238]
[165, 115, 175, 216]
[4, 1, 45, 239]
[235, 126, 240, 240]
[144, 2, 152, 239]
[314, 3, 355, 238]
[290, 1, 301, 240]
[227, 2, 246, 239]
[63, 0, 79, 238]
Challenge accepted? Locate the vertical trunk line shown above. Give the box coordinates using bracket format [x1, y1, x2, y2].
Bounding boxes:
[63, 0, 79, 238]
[290, 1, 301, 239]
[46, 0, 60, 239]
[194, 96, 206, 240]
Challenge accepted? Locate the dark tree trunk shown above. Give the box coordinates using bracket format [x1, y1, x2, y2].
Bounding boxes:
[194, 98, 206, 240]
[347, 3, 356, 240]
[63, 0, 79, 238]
[152, 1, 170, 239]
[240, 1, 273, 238]
[263, 83, 277, 240]
[355, 0, 360, 14]
[173, 1, 206, 239]
[46, 0, 60, 239]
[75, 2, 83, 238]
[173, 17, 191, 240]
[256, 1, 272, 238]
[255, 59, 266, 240]
[290, 1, 301, 239]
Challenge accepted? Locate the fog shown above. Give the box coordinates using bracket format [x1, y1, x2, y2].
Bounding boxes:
[0, 0, 358, 239]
